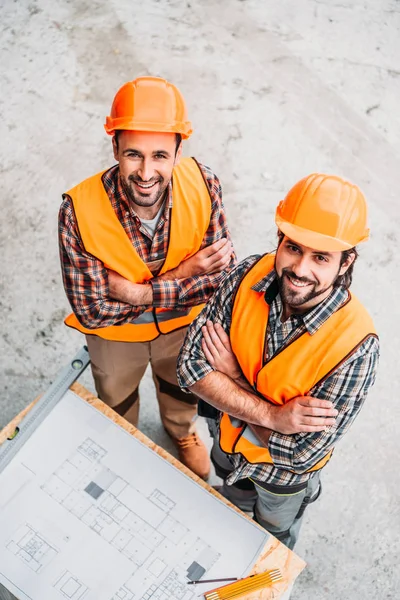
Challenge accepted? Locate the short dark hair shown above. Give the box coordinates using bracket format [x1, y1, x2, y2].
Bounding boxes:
[114, 131, 182, 154]
[276, 231, 358, 290]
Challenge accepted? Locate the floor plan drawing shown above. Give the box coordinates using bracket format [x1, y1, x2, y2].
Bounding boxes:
[0, 389, 270, 600]
[42, 437, 220, 596]
[6, 524, 58, 573]
[54, 571, 89, 600]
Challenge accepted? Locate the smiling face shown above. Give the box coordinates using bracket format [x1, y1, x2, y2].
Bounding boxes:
[113, 130, 182, 215]
[274, 236, 355, 319]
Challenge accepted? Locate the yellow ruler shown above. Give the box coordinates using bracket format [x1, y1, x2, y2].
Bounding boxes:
[204, 568, 282, 599]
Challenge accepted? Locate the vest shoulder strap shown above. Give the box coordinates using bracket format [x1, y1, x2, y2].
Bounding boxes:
[230, 253, 377, 402]
[234, 253, 275, 294]
[66, 158, 212, 283]
[160, 157, 212, 274]
[66, 168, 152, 282]
[230, 253, 275, 380]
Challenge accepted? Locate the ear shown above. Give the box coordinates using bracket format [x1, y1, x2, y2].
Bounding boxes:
[112, 136, 119, 162]
[174, 141, 183, 166]
[338, 251, 356, 276]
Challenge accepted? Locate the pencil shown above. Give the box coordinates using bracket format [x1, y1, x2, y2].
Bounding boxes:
[187, 577, 238, 585]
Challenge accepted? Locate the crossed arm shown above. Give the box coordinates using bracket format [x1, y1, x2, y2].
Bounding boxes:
[59, 166, 235, 328]
[177, 258, 378, 473]
[188, 320, 378, 473]
[193, 321, 338, 438]
[108, 238, 233, 306]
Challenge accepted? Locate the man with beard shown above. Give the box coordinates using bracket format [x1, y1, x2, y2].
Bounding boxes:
[177, 173, 379, 548]
[59, 77, 235, 480]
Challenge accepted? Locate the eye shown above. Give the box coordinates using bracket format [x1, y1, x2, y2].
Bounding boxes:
[287, 243, 300, 253]
[315, 254, 328, 263]
[126, 151, 140, 158]
[154, 153, 168, 160]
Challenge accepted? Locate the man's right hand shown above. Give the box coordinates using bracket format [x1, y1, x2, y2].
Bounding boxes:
[159, 238, 233, 281]
[266, 396, 338, 435]
[180, 238, 233, 277]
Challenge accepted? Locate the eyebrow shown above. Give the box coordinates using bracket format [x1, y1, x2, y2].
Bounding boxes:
[311, 250, 333, 258]
[122, 148, 172, 157]
[286, 240, 333, 258]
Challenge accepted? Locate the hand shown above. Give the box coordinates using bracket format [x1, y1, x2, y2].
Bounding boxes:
[176, 238, 233, 278]
[201, 321, 242, 380]
[267, 396, 338, 435]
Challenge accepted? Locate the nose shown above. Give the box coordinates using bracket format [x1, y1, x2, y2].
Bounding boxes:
[291, 255, 311, 279]
[137, 158, 155, 182]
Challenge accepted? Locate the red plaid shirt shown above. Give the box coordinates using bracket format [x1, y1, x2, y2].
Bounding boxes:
[59, 162, 236, 329]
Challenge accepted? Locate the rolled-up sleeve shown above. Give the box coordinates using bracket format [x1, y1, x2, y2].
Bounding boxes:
[177, 257, 259, 389]
[59, 196, 147, 328]
[268, 336, 380, 473]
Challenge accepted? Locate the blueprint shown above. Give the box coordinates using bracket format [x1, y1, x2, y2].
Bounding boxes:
[0, 389, 269, 600]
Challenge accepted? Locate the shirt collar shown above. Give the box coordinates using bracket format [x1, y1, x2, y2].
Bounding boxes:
[251, 269, 349, 335]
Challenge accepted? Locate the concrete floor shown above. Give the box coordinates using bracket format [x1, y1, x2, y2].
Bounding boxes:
[1, 0, 399, 598]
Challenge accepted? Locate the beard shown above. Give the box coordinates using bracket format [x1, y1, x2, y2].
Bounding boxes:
[120, 173, 169, 208]
[276, 268, 334, 309]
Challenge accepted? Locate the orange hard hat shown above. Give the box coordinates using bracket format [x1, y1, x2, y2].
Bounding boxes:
[275, 173, 369, 251]
[104, 76, 192, 139]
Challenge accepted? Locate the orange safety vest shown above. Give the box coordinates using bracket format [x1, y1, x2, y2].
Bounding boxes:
[220, 253, 377, 473]
[64, 157, 211, 342]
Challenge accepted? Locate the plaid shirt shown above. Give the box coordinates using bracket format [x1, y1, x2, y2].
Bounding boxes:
[59, 162, 235, 329]
[177, 255, 379, 487]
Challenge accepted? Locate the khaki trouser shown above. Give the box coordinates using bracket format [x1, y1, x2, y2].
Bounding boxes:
[85, 327, 197, 439]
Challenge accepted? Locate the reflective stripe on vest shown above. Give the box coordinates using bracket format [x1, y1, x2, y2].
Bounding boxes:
[64, 157, 211, 342]
[220, 253, 377, 472]
[132, 308, 191, 325]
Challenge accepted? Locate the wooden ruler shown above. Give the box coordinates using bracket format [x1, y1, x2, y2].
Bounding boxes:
[204, 569, 282, 599]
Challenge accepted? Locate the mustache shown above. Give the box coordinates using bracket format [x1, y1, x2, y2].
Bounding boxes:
[281, 268, 316, 285]
[128, 174, 162, 184]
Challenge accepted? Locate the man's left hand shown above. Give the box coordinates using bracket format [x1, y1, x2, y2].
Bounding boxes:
[201, 321, 242, 380]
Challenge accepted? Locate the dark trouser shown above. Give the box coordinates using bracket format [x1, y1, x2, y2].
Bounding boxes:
[211, 440, 321, 550]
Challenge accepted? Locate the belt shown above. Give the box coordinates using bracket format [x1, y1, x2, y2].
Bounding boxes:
[249, 477, 309, 495]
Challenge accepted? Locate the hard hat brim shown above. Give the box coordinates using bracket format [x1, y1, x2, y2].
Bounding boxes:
[276, 217, 369, 252]
[104, 117, 192, 139]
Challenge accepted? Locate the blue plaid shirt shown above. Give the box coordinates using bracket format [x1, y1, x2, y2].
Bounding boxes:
[177, 255, 379, 487]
